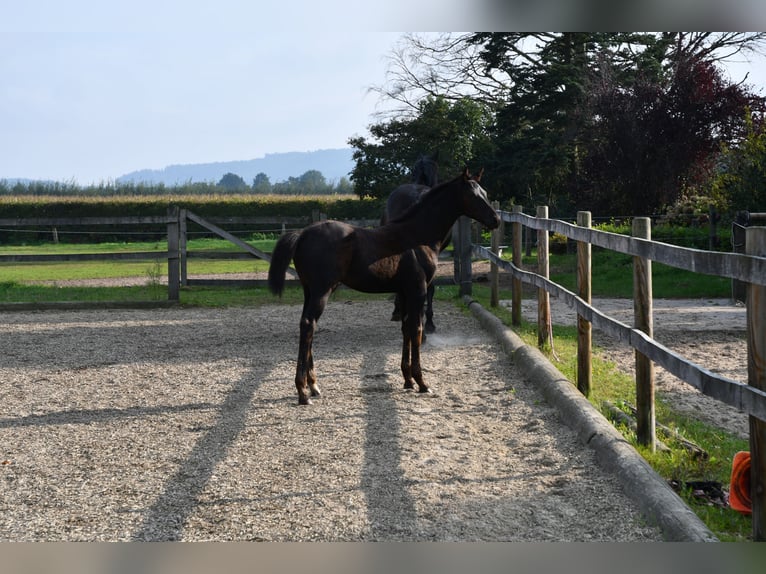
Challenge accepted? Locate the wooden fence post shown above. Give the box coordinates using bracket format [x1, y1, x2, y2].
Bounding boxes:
[525, 219, 533, 257]
[537, 206, 551, 349]
[458, 216, 473, 296]
[633, 217, 655, 450]
[490, 201, 501, 307]
[577, 211, 592, 396]
[179, 208, 188, 287]
[746, 226, 766, 541]
[167, 206, 180, 302]
[733, 211, 749, 303]
[511, 205, 523, 326]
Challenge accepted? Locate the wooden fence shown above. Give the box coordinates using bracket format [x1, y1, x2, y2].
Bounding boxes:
[0, 210, 180, 307]
[453, 207, 766, 540]
[0, 207, 379, 304]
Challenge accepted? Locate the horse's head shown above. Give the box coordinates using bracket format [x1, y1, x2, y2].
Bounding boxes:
[461, 167, 500, 230]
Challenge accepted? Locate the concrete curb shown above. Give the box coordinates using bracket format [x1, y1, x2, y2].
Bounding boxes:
[462, 295, 718, 542]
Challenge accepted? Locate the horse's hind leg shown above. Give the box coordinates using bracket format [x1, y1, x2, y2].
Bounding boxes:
[295, 289, 330, 405]
[307, 346, 320, 398]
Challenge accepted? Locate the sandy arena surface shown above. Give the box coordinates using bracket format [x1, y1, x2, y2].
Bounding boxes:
[0, 299, 664, 541]
[5, 265, 751, 541]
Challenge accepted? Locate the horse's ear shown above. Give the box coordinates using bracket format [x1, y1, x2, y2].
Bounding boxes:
[475, 168, 484, 183]
[462, 166, 471, 181]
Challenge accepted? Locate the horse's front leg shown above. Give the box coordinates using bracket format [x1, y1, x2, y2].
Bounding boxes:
[400, 331, 414, 389]
[424, 283, 436, 334]
[295, 290, 331, 404]
[307, 345, 320, 398]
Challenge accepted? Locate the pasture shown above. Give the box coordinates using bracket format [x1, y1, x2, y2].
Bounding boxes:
[0, 301, 661, 541]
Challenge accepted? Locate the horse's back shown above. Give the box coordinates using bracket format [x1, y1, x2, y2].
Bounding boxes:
[291, 221, 355, 284]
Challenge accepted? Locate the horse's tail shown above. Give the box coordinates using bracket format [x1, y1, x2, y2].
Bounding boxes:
[268, 231, 300, 296]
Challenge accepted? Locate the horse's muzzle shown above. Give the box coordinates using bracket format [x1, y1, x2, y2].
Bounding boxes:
[485, 212, 501, 230]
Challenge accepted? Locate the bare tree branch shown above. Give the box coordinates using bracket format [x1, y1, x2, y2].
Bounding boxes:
[369, 33, 515, 118]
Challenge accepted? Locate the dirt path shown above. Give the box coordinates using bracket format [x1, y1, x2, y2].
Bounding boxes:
[0, 300, 662, 541]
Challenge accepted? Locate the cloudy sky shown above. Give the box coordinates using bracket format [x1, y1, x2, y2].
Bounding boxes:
[2, 1, 765, 184]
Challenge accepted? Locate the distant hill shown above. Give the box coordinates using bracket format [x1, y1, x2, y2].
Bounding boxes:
[117, 148, 355, 186]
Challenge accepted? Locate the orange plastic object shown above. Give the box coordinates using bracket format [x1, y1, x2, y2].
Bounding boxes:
[730, 451, 752, 515]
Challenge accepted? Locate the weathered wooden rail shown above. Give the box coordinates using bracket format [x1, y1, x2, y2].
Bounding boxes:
[0, 208, 380, 302]
[0, 211, 180, 304]
[454, 207, 766, 540]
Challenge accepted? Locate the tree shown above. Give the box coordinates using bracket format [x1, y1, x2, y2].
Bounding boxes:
[349, 96, 493, 199]
[582, 50, 762, 214]
[334, 176, 354, 195]
[217, 172, 248, 191]
[252, 172, 272, 194]
[298, 170, 328, 194]
[271, 170, 335, 195]
[711, 108, 766, 212]
[488, 33, 610, 209]
[375, 32, 766, 213]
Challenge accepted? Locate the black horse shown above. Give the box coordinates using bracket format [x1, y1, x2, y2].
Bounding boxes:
[382, 154, 443, 333]
[268, 168, 500, 405]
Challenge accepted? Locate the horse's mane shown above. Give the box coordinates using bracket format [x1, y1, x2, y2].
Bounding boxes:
[387, 171, 472, 225]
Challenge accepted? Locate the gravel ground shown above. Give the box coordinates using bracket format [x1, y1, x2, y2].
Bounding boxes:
[0, 299, 663, 541]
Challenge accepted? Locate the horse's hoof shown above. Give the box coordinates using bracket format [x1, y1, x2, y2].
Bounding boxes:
[417, 387, 433, 394]
[425, 323, 436, 334]
[403, 381, 415, 390]
[310, 385, 322, 397]
[298, 396, 312, 406]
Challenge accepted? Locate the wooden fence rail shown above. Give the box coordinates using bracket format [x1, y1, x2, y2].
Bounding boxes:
[0, 209, 380, 301]
[0, 211, 179, 303]
[463, 207, 766, 539]
[472, 242, 766, 421]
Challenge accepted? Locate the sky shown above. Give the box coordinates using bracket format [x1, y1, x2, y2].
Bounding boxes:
[2, 1, 766, 185]
[0, 2, 415, 184]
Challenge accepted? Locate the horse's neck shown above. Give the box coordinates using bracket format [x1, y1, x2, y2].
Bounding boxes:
[376, 185, 459, 253]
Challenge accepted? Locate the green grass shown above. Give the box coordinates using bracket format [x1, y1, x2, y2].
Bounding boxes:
[0, 258, 271, 283]
[0, 237, 275, 284]
[0, 237, 276, 255]
[0, 282, 168, 303]
[524, 248, 732, 298]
